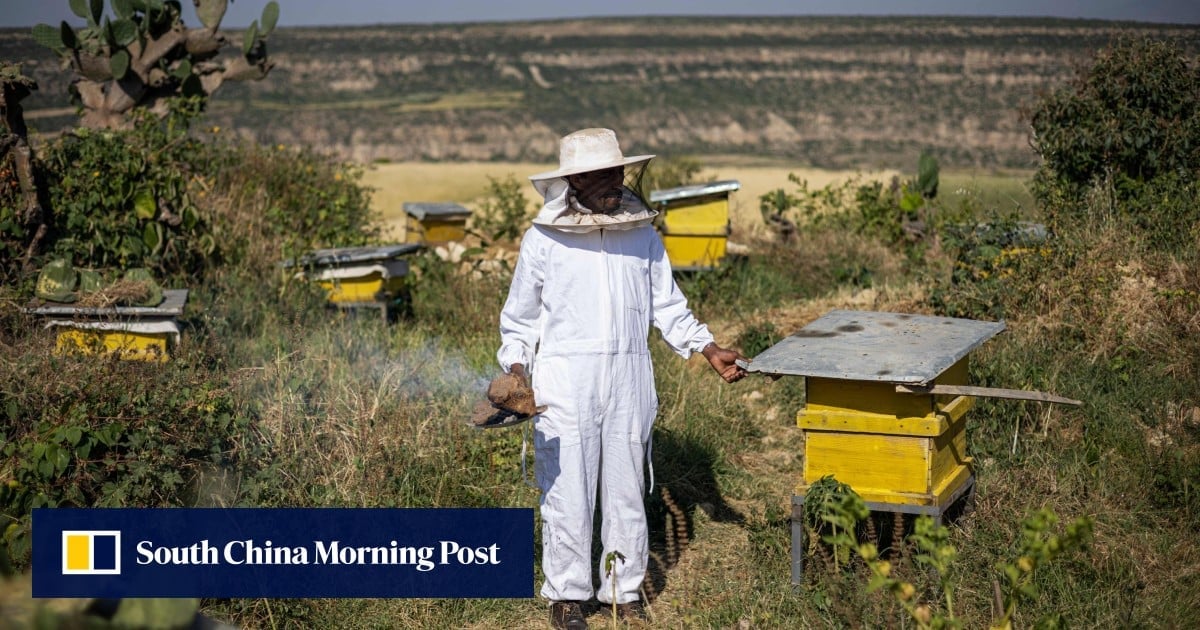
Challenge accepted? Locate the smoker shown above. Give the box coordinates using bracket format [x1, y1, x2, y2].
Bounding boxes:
[744, 309, 1013, 583]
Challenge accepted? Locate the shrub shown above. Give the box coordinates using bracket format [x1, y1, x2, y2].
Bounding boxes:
[1027, 36, 1200, 249]
[36, 99, 215, 280]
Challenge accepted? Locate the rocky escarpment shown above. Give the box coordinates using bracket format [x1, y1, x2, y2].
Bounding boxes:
[7, 17, 1197, 169]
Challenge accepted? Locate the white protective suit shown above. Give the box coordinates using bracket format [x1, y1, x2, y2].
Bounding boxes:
[497, 179, 714, 603]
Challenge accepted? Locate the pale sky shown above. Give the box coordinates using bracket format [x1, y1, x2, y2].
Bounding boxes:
[2, 0, 1198, 28]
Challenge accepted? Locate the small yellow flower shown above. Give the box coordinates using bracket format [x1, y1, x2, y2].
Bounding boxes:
[277, 144, 285, 150]
[211, 126, 220, 133]
[1017, 556, 1035, 572]
[92, 170, 99, 177]
[334, 172, 343, 181]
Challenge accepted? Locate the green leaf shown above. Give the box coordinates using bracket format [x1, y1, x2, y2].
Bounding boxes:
[113, 0, 134, 19]
[111, 18, 138, 46]
[143, 222, 163, 254]
[90, 0, 104, 24]
[182, 205, 198, 230]
[61, 21, 78, 49]
[195, 0, 227, 30]
[261, 1, 279, 34]
[31, 24, 63, 51]
[69, 0, 90, 20]
[198, 233, 216, 255]
[242, 20, 259, 56]
[133, 190, 156, 219]
[53, 447, 70, 474]
[181, 73, 203, 98]
[65, 427, 82, 446]
[171, 58, 192, 79]
[110, 49, 131, 79]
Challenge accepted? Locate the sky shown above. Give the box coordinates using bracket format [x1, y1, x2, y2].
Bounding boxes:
[2, 0, 1198, 28]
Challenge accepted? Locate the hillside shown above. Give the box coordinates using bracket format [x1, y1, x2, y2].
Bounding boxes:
[4, 16, 1198, 169]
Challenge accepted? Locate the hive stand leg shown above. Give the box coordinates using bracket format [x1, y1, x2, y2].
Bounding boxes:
[791, 495, 805, 587]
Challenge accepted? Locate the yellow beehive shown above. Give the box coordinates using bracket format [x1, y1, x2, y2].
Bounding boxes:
[649, 180, 739, 270]
[799, 356, 973, 507]
[403, 202, 472, 245]
[28, 290, 188, 362]
[742, 309, 1006, 584]
[287, 244, 422, 321]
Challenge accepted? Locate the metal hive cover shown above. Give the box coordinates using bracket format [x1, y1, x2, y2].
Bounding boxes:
[744, 309, 1005, 384]
[403, 202, 472, 220]
[286, 244, 423, 268]
[648, 179, 740, 204]
[27, 289, 189, 317]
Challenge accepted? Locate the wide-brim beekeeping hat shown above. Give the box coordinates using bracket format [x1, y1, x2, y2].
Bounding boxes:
[529, 128, 654, 195]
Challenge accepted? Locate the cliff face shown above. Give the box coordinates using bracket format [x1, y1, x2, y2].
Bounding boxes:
[7, 17, 1197, 169]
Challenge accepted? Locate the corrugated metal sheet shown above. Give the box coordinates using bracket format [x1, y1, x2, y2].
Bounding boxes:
[742, 309, 1005, 384]
[649, 179, 741, 204]
[403, 202, 472, 220]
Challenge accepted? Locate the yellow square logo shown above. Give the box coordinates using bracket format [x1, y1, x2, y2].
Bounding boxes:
[61, 531, 121, 575]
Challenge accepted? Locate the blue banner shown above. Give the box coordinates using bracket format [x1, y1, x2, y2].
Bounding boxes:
[33, 508, 533, 598]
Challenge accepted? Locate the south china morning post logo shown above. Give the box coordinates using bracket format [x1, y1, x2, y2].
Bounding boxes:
[61, 530, 121, 575]
[34, 508, 533, 598]
[133, 537, 500, 572]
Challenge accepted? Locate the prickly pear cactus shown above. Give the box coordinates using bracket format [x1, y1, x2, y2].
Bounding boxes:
[31, 0, 280, 129]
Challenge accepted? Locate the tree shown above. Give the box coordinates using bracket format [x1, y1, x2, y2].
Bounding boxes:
[0, 63, 47, 276]
[1027, 37, 1200, 205]
[31, 0, 279, 129]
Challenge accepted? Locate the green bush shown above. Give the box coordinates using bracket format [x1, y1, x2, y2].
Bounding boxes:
[1028, 36, 1200, 249]
[471, 175, 530, 243]
[0, 352, 272, 567]
[37, 99, 215, 279]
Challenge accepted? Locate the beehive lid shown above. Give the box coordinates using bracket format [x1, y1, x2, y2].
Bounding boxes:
[403, 202, 472, 220]
[743, 309, 1005, 385]
[26, 289, 189, 317]
[649, 179, 740, 204]
[285, 244, 423, 268]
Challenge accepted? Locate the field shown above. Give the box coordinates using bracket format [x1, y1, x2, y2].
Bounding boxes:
[360, 160, 1035, 242]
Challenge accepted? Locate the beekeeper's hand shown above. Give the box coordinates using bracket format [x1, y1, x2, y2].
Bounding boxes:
[701, 343, 748, 383]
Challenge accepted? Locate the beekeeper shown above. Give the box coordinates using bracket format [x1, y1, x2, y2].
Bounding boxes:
[496, 128, 746, 629]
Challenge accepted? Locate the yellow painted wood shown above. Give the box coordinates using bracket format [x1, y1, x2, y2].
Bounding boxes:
[799, 393, 973, 436]
[407, 216, 467, 244]
[796, 356, 976, 507]
[317, 274, 406, 304]
[661, 197, 729, 235]
[930, 413, 969, 489]
[805, 431, 931, 494]
[56, 329, 172, 362]
[663, 234, 727, 269]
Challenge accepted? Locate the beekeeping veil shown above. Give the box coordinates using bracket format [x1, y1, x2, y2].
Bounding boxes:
[529, 128, 658, 232]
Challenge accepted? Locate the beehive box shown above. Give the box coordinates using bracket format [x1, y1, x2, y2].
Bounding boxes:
[744, 309, 1005, 583]
[403, 202, 472, 245]
[27, 289, 189, 362]
[287, 244, 422, 320]
[648, 180, 739, 270]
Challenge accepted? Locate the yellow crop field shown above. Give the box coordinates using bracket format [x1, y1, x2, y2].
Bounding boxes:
[361, 160, 902, 241]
